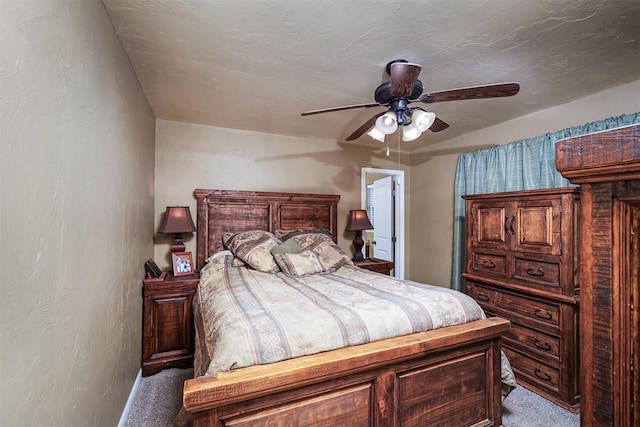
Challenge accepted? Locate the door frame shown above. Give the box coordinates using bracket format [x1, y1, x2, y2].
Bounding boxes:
[361, 167, 405, 279]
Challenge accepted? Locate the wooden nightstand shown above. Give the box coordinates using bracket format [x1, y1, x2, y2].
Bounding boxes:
[354, 258, 394, 275]
[142, 271, 199, 376]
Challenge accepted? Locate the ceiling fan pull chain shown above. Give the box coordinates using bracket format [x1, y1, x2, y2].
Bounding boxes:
[397, 132, 401, 168]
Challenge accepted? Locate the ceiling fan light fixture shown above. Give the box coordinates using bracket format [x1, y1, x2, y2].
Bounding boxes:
[402, 122, 422, 142]
[375, 112, 398, 135]
[367, 127, 386, 142]
[412, 110, 436, 132]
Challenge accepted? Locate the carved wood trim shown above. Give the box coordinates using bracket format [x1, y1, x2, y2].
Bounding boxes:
[556, 124, 639, 426]
[193, 189, 340, 269]
[555, 123, 640, 183]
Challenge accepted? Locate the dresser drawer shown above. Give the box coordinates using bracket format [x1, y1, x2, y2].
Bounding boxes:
[504, 322, 560, 360]
[467, 282, 560, 329]
[466, 283, 501, 309]
[470, 252, 507, 277]
[513, 257, 561, 289]
[503, 346, 560, 395]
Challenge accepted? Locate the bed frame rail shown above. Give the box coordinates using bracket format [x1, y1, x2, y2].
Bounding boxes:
[183, 317, 509, 426]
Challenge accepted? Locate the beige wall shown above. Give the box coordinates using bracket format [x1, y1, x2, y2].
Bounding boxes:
[2, 4, 635, 424]
[1, 1, 155, 425]
[154, 120, 404, 269]
[409, 80, 640, 287]
[156, 80, 639, 283]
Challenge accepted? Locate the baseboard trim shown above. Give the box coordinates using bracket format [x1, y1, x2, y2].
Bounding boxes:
[118, 369, 142, 427]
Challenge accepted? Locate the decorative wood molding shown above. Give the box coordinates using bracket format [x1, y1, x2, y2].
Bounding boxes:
[556, 123, 639, 426]
[193, 189, 340, 269]
[555, 124, 640, 183]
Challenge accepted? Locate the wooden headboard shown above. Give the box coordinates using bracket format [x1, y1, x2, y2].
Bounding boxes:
[194, 189, 340, 269]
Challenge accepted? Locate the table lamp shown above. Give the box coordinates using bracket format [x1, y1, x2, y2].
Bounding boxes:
[158, 206, 196, 253]
[346, 209, 374, 261]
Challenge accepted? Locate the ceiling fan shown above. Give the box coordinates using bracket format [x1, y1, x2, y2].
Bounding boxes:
[301, 59, 520, 142]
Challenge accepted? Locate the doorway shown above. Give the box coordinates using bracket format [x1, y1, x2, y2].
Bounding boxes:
[361, 167, 405, 279]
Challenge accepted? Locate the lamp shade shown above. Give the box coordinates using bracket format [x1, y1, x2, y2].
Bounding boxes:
[346, 210, 374, 231]
[158, 206, 196, 234]
[402, 121, 421, 142]
[375, 112, 398, 135]
[367, 127, 386, 142]
[412, 110, 436, 132]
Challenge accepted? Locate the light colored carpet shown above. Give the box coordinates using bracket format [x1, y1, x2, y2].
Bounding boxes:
[125, 368, 580, 426]
[502, 385, 579, 427]
[125, 368, 193, 427]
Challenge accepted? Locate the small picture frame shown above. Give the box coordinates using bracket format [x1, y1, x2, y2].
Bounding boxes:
[144, 258, 163, 278]
[172, 251, 194, 276]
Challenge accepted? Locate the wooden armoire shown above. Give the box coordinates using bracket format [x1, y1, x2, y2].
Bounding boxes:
[556, 123, 639, 426]
[463, 187, 580, 411]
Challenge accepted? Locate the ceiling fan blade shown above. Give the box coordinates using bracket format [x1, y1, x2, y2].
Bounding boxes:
[390, 62, 422, 97]
[301, 102, 382, 116]
[417, 82, 520, 103]
[345, 111, 386, 141]
[429, 116, 450, 132]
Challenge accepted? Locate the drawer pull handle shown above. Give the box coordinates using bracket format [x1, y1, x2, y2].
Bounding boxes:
[527, 267, 545, 277]
[477, 292, 490, 301]
[504, 215, 509, 234]
[534, 368, 551, 382]
[534, 308, 553, 320]
[534, 339, 552, 351]
[482, 260, 496, 268]
[509, 215, 516, 234]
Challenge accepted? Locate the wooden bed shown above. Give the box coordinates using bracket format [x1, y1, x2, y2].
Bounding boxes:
[182, 188, 510, 426]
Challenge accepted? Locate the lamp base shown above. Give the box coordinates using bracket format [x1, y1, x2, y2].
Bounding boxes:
[352, 231, 366, 262]
[171, 233, 186, 253]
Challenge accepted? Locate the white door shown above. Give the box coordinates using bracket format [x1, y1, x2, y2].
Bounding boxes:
[372, 176, 394, 261]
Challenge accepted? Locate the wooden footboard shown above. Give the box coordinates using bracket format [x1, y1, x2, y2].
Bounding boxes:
[183, 317, 510, 427]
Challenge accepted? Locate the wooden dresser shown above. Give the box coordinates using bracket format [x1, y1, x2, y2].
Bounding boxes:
[463, 187, 580, 412]
[556, 124, 639, 426]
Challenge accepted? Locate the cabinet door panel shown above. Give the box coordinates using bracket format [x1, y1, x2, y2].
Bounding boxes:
[471, 203, 510, 251]
[514, 200, 561, 256]
[153, 296, 191, 355]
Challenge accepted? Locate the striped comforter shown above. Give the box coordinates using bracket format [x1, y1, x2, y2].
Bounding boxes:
[194, 251, 494, 378]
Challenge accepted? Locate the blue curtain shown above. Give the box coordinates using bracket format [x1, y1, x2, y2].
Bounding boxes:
[451, 112, 640, 291]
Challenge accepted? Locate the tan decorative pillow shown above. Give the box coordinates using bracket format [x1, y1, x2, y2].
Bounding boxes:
[270, 239, 303, 255]
[223, 230, 282, 273]
[288, 233, 353, 272]
[309, 239, 353, 272]
[274, 229, 332, 241]
[288, 231, 334, 249]
[273, 251, 325, 277]
[204, 250, 246, 267]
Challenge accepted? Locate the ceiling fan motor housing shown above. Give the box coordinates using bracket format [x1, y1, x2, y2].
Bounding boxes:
[374, 79, 424, 104]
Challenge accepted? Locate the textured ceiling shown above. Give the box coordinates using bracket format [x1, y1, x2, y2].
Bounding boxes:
[103, 0, 640, 150]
